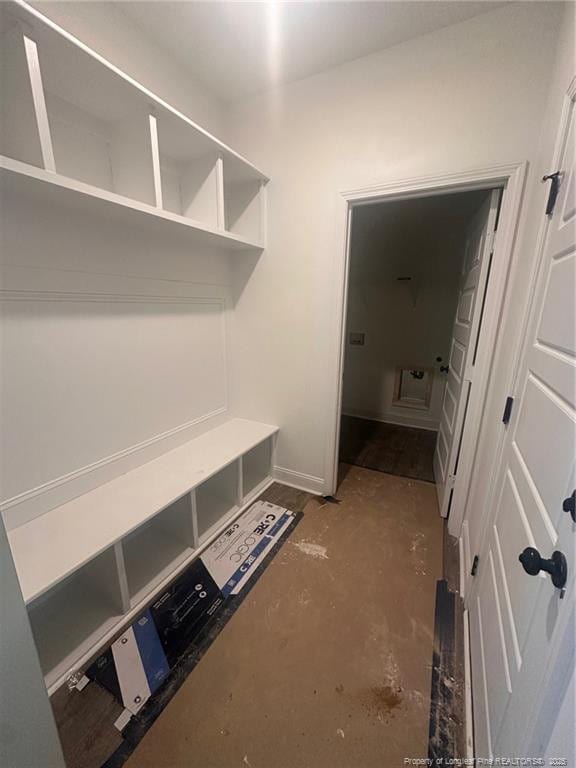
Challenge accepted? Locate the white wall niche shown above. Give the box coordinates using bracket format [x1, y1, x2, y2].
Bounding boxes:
[27, 546, 125, 688]
[242, 438, 272, 501]
[195, 461, 240, 544]
[122, 493, 195, 606]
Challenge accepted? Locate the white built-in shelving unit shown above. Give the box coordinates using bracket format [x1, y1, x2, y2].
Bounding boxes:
[0, 0, 269, 250]
[9, 419, 278, 694]
[1, 0, 276, 696]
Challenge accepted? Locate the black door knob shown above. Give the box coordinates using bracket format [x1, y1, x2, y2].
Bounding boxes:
[518, 547, 568, 590]
[440, 365, 449, 373]
[563, 490, 576, 523]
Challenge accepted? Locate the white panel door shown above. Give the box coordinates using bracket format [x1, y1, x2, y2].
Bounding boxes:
[434, 190, 500, 517]
[469, 85, 575, 759]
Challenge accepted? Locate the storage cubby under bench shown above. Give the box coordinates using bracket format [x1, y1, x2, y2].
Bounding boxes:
[8, 418, 278, 694]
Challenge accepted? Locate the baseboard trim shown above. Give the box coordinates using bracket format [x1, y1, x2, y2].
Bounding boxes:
[459, 535, 465, 599]
[428, 579, 457, 760]
[342, 409, 439, 432]
[463, 609, 475, 759]
[272, 466, 325, 496]
[461, 521, 471, 592]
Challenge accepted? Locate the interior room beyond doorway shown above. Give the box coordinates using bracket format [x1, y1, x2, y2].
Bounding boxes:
[339, 190, 495, 486]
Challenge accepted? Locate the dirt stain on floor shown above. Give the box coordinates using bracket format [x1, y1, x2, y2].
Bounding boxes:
[370, 684, 403, 712]
[359, 684, 404, 724]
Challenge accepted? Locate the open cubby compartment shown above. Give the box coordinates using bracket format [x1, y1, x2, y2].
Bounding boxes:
[0, 11, 45, 168]
[223, 156, 265, 244]
[27, 546, 126, 688]
[155, 109, 222, 227]
[195, 461, 241, 545]
[29, 16, 156, 204]
[122, 493, 195, 606]
[242, 438, 273, 501]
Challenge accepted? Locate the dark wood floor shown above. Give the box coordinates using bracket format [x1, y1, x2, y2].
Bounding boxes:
[339, 415, 437, 483]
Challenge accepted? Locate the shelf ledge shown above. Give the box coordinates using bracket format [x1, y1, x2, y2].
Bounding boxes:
[0, 157, 265, 251]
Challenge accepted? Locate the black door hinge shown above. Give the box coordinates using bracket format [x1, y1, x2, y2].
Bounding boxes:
[502, 396, 514, 425]
[471, 555, 479, 576]
[542, 171, 561, 216]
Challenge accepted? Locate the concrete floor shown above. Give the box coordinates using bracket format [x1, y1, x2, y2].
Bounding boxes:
[126, 465, 443, 768]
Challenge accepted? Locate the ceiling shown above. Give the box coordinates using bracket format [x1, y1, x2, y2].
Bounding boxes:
[349, 190, 490, 283]
[117, 1, 505, 104]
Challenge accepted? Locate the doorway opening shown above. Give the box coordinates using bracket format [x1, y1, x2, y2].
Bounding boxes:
[327, 164, 525, 542]
[326, 163, 527, 545]
[339, 190, 500, 496]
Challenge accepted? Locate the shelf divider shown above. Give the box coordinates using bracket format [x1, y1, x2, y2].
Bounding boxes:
[216, 156, 225, 230]
[109, 110, 157, 206]
[259, 180, 267, 248]
[113, 541, 131, 614]
[23, 34, 55, 172]
[190, 489, 200, 550]
[149, 113, 163, 209]
[238, 455, 245, 506]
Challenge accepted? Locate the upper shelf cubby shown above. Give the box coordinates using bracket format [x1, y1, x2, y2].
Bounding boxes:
[41, 74, 157, 206]
[223, 157, 266, 245]
[154, 110, 222, 228]
[0, 0, 269, 250]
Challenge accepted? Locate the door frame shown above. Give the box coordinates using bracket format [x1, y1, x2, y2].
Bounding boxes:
[325, 161, 526, 539]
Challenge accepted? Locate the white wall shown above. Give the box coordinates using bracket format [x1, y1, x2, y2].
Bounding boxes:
[0, 189, 234, 529]
[29, 1, 224, 136]
[342, 192, 486, 430]
[225, 3, 563, 492]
